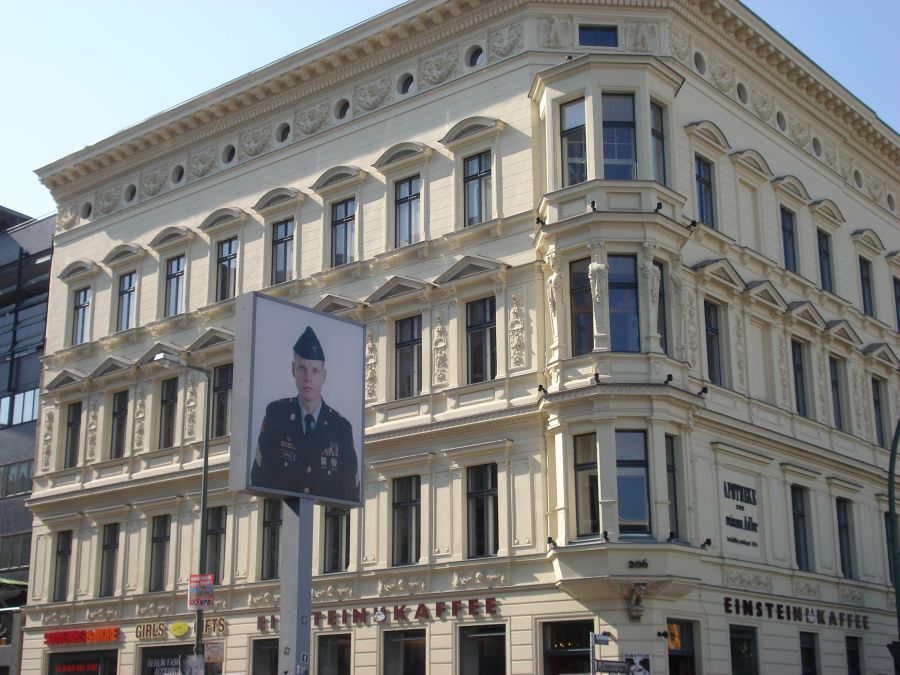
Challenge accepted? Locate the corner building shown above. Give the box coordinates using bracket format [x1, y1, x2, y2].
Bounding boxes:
[24, 1, 900, 673]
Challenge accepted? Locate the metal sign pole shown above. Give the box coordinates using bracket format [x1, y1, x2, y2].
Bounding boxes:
[278, 497, 314, 675]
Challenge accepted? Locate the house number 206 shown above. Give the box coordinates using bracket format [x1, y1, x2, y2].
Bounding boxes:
[628, 559, 649, 569]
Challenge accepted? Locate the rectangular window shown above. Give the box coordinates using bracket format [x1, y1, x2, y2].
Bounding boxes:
[666, 435, 680, 539]
[71, 287, 90, 345]
[602, 94, 636, 179]
[206, 506, 227, 585]
[799, 632, 818, 675]
[845, 636, 861, 675]
[651, 102, 667, 185]
[261, 499, 282, 581]
[116, 271, 137, 332]
[792, 485, 811, 571]
[110, 390, 128, 459]
[211, 363, 233, 438]
[395, 316, 422, 399]
[323, 507, 350, 573]
[252, 639, 279, 675]
[53, 530, 72, 602]
[3, 388, 39, 427]
[543, 621, 591, 675]
[392, 476, 421, 566]
[467, 463, 498, 558]
[467, 297, 496, 384]
[331, 198, 356, 267]
[99, 523, 119, 597]
[873, 377, 886, 448]
[395, 176, 422, 248]
[164, 254, 185, 317]
[781, 207, 798, 273]
[271, 219, 294, 285]
[148, 514, 170, 592]
[317, 634, 351, 675]
[666, 620, 696, 673]
[578, 24, 617, 46]
[573, 434, 599, 537]
[609, 255, 639, 352]
[704, 300, 722, 385]
[616, 431, 650, 535]
[817, 230, 833, 293]
[464, 151, 491, 226]
[729, 625, 759, 675]
[158, 377, 178, 449]
[859, 256, 875, 317]
[695, 156, 715, 227]
[64, 401, 82, 469]
[3, 459, 34, 497]
[655, 260, 669, 354]
[569, 258, 593, 357]
[0, 532, 31, 571]
[215, 237, 238, 301]
[791, 339, 808, 418]
[829, 357, 844, 431]
[460, 625, 506, 675]
[560, 99, 586, 187]
[836, 498, 854, 579]
[383, 629, 426, 675]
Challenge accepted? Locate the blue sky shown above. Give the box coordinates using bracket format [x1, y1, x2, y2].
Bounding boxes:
[2, 0, 897, 218]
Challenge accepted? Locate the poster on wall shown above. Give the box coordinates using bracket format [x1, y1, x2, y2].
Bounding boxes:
[188, 573, 214, 609]
[230, 293, 364, 506]
[623, 652, 651, 673]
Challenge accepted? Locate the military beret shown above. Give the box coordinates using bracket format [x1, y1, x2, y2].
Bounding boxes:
[293, 326, 325, 361]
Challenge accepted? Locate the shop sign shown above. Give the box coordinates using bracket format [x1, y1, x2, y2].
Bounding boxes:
[721, 473, 761, 556]
[724, 596, 870, 630]
[204, 641, 225, 664]
[44, 628, 121, 645]
[623, 652, 651, 674]
[312, 597, 497, 627]
[136, 622, 168, 640]
[188, 574, 215, 608]
[170, 622, 190, 638]
[135, 618, 225, 640]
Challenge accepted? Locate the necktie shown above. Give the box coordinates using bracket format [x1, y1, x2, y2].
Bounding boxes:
[304, 414, 314, 437]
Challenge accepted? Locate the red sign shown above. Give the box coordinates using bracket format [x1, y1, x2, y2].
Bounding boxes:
[44, 628, 121, 645]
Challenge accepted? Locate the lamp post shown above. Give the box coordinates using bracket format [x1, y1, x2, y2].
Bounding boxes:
[886, 415, 900, 668]
[154, 352, 212, 667]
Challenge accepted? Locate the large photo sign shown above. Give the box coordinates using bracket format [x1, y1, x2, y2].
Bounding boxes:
[230, 293, 364, 505]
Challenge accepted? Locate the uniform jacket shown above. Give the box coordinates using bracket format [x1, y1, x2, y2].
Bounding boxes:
[251, 397, 359, 502]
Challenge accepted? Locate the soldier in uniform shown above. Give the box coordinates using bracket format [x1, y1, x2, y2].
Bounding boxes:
[251, 326, 359, 502]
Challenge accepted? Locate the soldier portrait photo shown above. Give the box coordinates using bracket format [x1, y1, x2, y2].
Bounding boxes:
[234, 294, 364, 505]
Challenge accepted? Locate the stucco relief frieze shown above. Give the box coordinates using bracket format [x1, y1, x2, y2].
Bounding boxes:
[418, 47, 459, 88]
[840, 588, 864, 606]
[86, 400, 97, 461]
[141, 166, 168, 197]
[294, 103, 329, 136]
[624, 20, 658, 53]
[789, 114, 811, 148]
[432, 311, 448, 385]
[249, 591, 280, 607]
[96, 185, 121, 215]
[134, 387, 146, 450]
[377, 576, 426, 595]
[365, 327, 377, 399]
[709, 57, 735, 93]
[508, 292, 526, 369]
[794, 581, 821, 600]
[778, 331, 790, 408]
[41, 407, 54, 470]
[188, 147, 217, 179]
[724, 569, 772, 593]
[86, 606, 120, 621]
[853, 370, 872, 438]
[733, 314, 746, 390]
[452, 569, 505, 588]
[42, 611, 73, 625]
[751, 88, 774, 122]
[57, 208, 77, 231]
[184, 375, 197, 441]
[240, 124, 273, 158]
[685, 290, 699, 369]
[822, 140, 837, 169]
[489, 22, 523, 60]
[312, 583, 353, 599]
[816, 351, 829, 419]
[354, 76, 392, 112]
[838, 151, 854, 182]
[865, 173, 885, 202]
[137, 601, 170, 617]
[668, 26, 691, 63]
[538, 15, 573, 48]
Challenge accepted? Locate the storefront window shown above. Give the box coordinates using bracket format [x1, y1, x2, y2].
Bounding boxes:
[141, 645, 222, 675]
[542, 620, 591, 675]
[318, 633, 351, 675]
[460, 625, 506, 675]
[48, 650, 118, 675]
[252, 638, 279, 675]
[666, 620, 696, 675]
[383, 629, 426, 675]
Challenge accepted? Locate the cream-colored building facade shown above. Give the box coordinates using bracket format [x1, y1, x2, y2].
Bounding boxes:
[24, 1, 900, 674]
